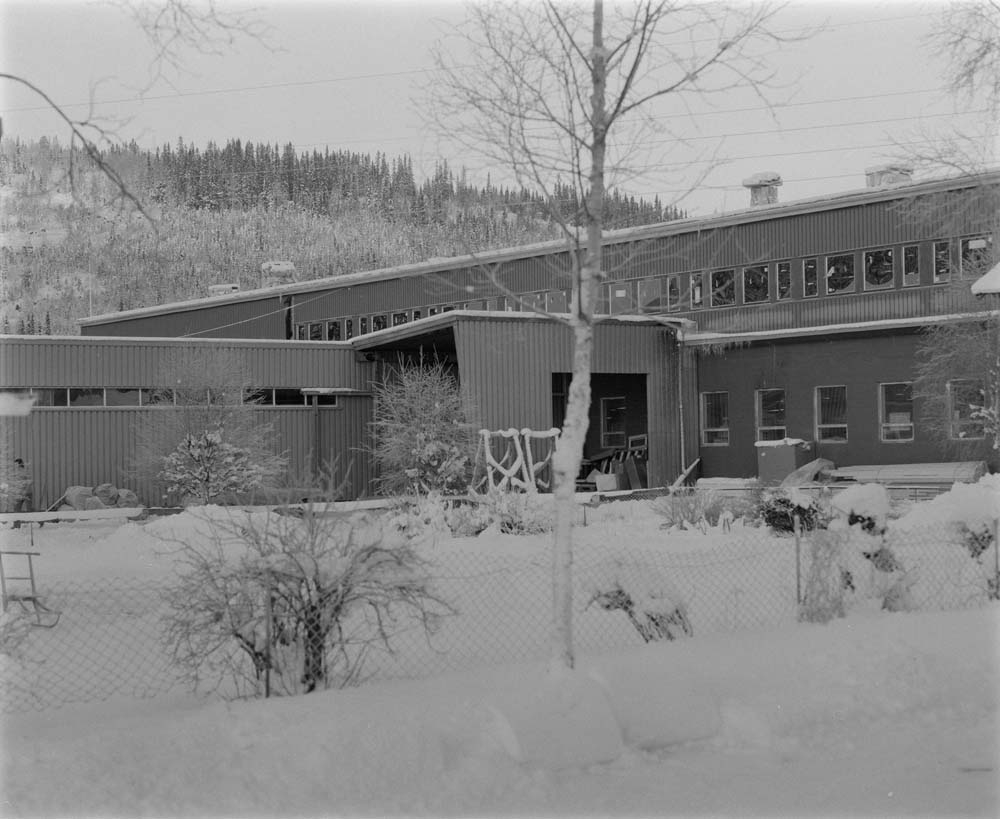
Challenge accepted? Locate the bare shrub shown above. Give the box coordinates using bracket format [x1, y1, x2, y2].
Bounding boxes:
[162, 495, 455, 698]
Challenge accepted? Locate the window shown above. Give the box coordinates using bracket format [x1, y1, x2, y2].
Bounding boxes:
[308, 322, 324, 341]
[710, 269, 736, 306]
[803, 258, 819, 297]
[546, 290, 569, 313]
[600, 396, 627, 448]
[880, 382, 914, 442]
[358, 317, 369, 335]
[961, 235, 993, 278]
[743, 265, 769, 304]
[690, 272, 704, 308]
[68, 388, 104, 407]
[756, 389, 786, 441]
[777, 262, 791, 300]
[934, 240, 951, 283]
[295, 324, 307, 340]
[371, 314, 388, 332]
[863, 248, 894, 290]
[826, 254, 855, 294]
[637, 278, 664, 313]
[105, 388, 141, 407]
[245, 388, 273, 405]
[700, 392, 729, 445]
[666, 275, 681, 311]
[522, 292, 546, 312]
[327, 320, 342, 341]
[948, 379, 986, 439]
[816, 385, 848, 442]
[607, 282, 634, 314]
[344, 319, 354, 339]
[903, 245, 920, 287]
[391, 312, 409, 327]
[274, 389, 307, 406]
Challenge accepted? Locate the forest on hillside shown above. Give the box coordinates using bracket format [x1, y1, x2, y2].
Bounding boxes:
[0, 137, 685, 335]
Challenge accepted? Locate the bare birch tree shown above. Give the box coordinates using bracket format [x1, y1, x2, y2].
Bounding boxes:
[426, 0, 797, 670]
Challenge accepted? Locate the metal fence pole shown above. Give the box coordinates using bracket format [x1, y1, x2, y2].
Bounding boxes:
[994, 517, 1000, 602]
[264, 581, 272, 699]
[793, 513, 802, 605]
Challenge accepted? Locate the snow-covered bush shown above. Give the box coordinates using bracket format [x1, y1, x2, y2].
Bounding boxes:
[133, 348, 288, 505]
[370, 359, 479, 496]
[162, 428, 266, 505]
[582, 557, 693, 642]
[163, 500, 455, 697]
[760, 488, 823, 533]
[831, 483, 890, 536]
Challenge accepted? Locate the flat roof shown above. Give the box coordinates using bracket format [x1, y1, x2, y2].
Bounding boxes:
[79, 169, 1000, 327]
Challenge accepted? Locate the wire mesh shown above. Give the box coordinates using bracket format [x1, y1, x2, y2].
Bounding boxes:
[1, 522, 996, 714]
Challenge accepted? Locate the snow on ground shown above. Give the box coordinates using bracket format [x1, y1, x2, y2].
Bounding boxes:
[1, 481, 999, 817]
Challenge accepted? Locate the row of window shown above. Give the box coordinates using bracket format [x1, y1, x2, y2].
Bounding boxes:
[1, 388, 340, 407]
[700, 380, 985, 446]
[293, 234, 993, 341]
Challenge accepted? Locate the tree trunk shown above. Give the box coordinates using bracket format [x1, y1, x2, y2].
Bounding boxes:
[549, 0, 607, 673]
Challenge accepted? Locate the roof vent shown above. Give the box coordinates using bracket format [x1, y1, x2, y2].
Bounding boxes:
[865, 164, 913, 187]
[742, 171, 782, 206]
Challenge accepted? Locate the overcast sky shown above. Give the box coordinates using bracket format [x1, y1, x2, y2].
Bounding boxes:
[0, 0, 993, 216]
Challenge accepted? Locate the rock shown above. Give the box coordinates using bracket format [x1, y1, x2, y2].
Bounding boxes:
[82, 496, 108, 510]
[116, 488, 140, 507]
[64, 485, 95, 510]
[93, 483, 119, 506]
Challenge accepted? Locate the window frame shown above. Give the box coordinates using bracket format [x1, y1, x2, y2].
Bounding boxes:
[743, 264, 769, 304]
[960, 234, 993, 279]
[825, 253, 856, 295]
[815, 384, 848, 443]
[710, 269, 736, 307]
[803, 258, 819, 298]
[878, 381, 914, 443]
[755, 388, 787, 442]
[700, 391, 730, 446]
[933, 240, 951, 283]
[776, 261, 792, 300]
[902, 244, 920, 287]
[862, 247, 894, 291]
[600, 395, 627, 449]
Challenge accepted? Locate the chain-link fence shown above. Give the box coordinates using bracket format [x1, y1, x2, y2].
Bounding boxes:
[2, 522, 996, 714]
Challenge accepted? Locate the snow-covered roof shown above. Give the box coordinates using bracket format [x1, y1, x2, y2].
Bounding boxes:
[79, 169, 1000, 327]
[970, 260, 1000, 295]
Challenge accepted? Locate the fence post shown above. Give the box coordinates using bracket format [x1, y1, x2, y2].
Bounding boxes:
[994, 516, 1000, 602]
[264, 580, 272, 699]
[793, 513, 802, 606]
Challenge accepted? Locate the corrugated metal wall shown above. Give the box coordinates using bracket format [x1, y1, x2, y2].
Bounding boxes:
[80, 297, 286, 339]
[0, 337, 372, 390]
[1, 401, 375, 510]
[452, 316, 688, 486]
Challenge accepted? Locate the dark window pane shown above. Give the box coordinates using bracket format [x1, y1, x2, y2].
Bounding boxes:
[934, 241, 951, 282]
[864, 248, 894, 289]
[743, 265, 769, 303]
[817, 385, 848, 441]
[69, 388, 103, 407]
[777, 262, 791, 300]
[903, 245, 919, 286]
[803, 259, 818, 297]
[105, 388, 140, 406]
[711, 270, 736, 306]
[826, 254, 855, 294]
[308, 322, 324, 341]
[690, 273, 704, 308]
[327, 320, 342, 340]
[961, 235, 992, 278]
[274, 389, 306, 406]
